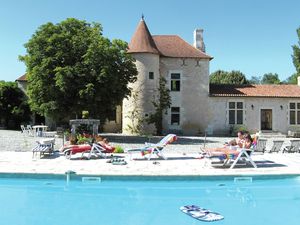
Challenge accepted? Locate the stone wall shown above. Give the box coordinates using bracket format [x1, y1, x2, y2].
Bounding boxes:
[160, 57, 211, 135]
[122, 53, 160, 134]
[209, 97, 299, 135]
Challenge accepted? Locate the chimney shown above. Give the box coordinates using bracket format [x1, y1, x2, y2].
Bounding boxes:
[193, 29, 206, 52]
[298, 76, 300, 86]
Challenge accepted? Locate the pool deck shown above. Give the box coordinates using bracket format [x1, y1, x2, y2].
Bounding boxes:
[0, 151, 300, 177]
[0, 130, 300, 177]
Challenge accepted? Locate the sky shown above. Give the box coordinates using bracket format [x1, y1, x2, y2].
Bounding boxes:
[0, 0, 299, 82]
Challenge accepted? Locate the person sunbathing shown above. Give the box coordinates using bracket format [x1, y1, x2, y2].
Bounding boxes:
[97, 138, 115, 152]
[204, 134, 253, 158]
[60, 135, 116, 154]
[225, 131, 245, 148]
[59, 138, 91, 153]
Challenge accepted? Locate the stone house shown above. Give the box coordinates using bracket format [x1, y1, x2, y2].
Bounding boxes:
[209, 84, 300, 135]
[16, 17, 300, 135]
[123, 17, 300, 135]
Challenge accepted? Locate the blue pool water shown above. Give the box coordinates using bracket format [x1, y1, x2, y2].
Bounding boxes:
[0, 175, 299, 225]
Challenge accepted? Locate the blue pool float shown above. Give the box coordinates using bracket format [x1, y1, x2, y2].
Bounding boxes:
[180, 205, 224, 222]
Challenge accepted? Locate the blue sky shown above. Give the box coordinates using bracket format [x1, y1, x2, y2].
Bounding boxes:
[0, 0, 299, 81]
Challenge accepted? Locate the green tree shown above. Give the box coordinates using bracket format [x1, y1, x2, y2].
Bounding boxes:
[210, 70, 249, 84]
[249, 76, 261, 84]
[285, 73, 298, 84]
[292, 27, 300, 78]
[20, 18, 137, 122]
[261, 73, 281, 84]
[0, 81, 31, 129]
[147, 76, 171, 135]
[209, 70, 228, 84]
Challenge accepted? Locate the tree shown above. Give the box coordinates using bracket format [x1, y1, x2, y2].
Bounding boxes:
[249, 76, 261, 84]
[226, 71, 249, 84]
[292, 27, 300, 78]
[210, 70, 249, 84]
[285, 73, 298, 84]
[147, 77, 171, 135]
[20, 18, 137, 123]
[209, 70, 228, 84]
[261, 73, 281, 84]
[0, 81, 31, 129]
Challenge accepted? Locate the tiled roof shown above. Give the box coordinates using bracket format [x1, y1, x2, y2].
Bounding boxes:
[128, 18, 159, 54]
[128, 18, 212, 59]
[16, 74, 27, 81]
[152, 35, 212, 59]
[210, 84, 300, 98]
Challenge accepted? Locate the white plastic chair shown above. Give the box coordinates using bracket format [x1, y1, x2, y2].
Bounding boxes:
[20, 125, 27, 135]
[26, 125, 34, 137]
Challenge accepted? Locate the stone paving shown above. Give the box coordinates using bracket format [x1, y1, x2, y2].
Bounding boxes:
[0, 130, 300, 176]
[0, 130, 296, 153]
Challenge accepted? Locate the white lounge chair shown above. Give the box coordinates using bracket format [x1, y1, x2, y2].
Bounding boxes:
[268, 140, 284, 153]
[254, 139, 267, 153]
[63, 142, 114, 159]
[87, 142, 114, 159]
[126, 134, 177, 160]
[228, 148, 257, 169]
[283, 140, 300, 153]
[209, 148, 257, 169]
[32, 138, 55, 159]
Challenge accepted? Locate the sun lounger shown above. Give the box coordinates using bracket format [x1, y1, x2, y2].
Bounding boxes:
[283, 140, 300, 153]
[208, 148, 257, 169]
[63, 142, 114, 159]
[32, 138, 55, 158]
[87, 142, 114, 159]
[254, 139, 267, 153]
[63, 144, 92, 159]
[126, 134, 177, 160]
[268, 140, 284, 153]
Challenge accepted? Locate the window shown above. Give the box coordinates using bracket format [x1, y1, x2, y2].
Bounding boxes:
[171, 107, 180, 125]
[171, 73, 180, 91]
[228, 101, 243, 125]
[149, 72, 154, 80]
[289, 102, 300, 125]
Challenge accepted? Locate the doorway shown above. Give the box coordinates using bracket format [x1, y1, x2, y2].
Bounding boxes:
[261, 109, 272, 130]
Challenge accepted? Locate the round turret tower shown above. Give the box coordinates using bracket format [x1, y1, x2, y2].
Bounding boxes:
[122, 17, 160, 134]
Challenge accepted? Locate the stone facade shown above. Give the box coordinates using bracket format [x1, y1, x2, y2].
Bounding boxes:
[122, 53, 160, 134]
[160, 57, 211, 135]
[122, 55, 212, 135]
[209, 97, 299, 135]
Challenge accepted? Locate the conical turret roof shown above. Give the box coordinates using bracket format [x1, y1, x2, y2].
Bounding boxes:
[128, 18, 159, 54]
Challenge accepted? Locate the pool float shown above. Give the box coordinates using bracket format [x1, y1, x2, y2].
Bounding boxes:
[180, 205, 224, 222]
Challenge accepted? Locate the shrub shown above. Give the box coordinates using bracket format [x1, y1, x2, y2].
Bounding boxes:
[230, 125, 248, 137]
[114, 145, 124, 153]
[76, 134, 91, 144]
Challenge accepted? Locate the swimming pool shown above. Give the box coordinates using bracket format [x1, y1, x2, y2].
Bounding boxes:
[0, 174, 299, 225]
